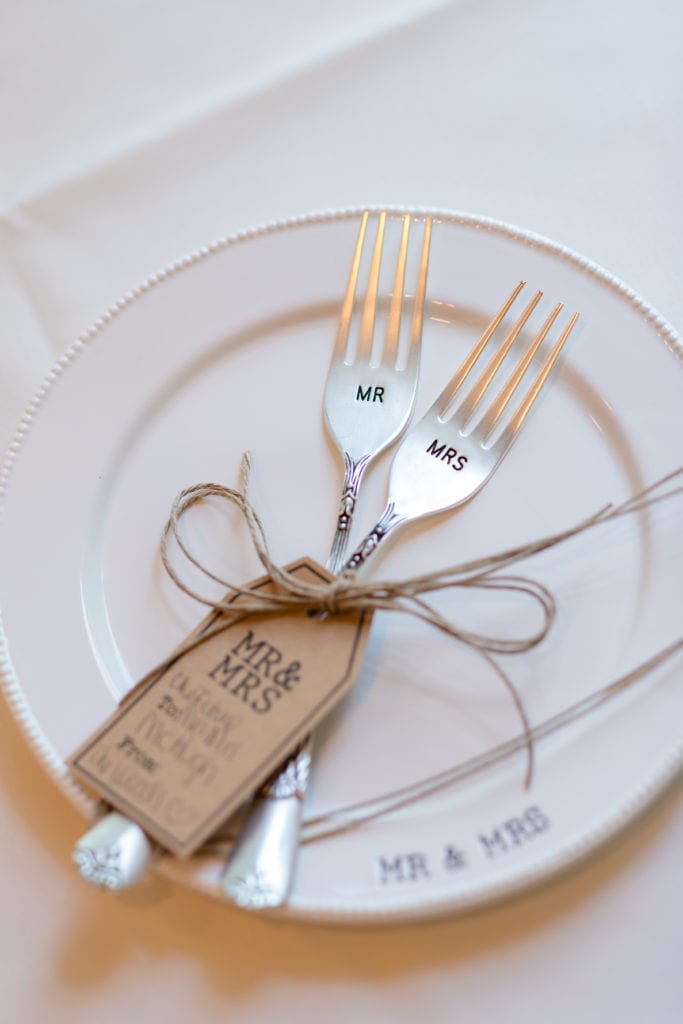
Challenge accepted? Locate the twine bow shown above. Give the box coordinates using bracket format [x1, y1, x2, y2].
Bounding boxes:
[159, 455, 683, 788]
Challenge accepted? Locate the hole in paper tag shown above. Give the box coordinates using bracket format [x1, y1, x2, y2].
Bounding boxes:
[69, 558, 372, 858]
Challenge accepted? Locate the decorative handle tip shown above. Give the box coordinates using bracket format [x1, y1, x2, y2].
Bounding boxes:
[73, 812, 154, 890]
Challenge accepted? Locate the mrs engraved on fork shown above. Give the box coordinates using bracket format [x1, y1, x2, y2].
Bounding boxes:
[221, 210, 433, 909]
[344, 280, 579, 571]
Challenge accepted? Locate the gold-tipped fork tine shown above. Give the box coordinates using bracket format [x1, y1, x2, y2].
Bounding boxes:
[487, 308, 579, 447]
[435, 289, 577, 448]
[334, 212, 426, 374]
[344, 281, 579, 571]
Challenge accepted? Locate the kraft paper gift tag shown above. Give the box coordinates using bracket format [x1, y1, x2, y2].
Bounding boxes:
[69, 558, 372, 857]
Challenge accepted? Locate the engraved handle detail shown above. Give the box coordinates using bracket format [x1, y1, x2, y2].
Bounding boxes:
[327, 453, 371, 574]
[343, 502, 407, 572]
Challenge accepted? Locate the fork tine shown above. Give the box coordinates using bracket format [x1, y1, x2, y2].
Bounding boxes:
[332, 210, 369, 363]
[434, 280, 526, 417]
[484, 310, 579, 447]
[477, 302, 563, 438]
[357, 211, 387, 362]
[404, 216, 433, 374]
[381, 214, 411, 368]
[455, 288, 543, 424]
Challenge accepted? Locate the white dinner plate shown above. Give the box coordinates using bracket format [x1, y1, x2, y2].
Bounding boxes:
[1, 207, 682, 923]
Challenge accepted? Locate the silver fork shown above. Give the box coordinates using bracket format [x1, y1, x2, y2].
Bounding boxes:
[343, 281, 578, 572]
[224, 279, 578, 908]
[221, 210, 433, 908]
[326, 209, 433, 572]
[72, 209, 433, 892]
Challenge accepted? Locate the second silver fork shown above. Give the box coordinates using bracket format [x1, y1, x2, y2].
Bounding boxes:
[222, 210, 433, 908]
[224, 277, 579, 909]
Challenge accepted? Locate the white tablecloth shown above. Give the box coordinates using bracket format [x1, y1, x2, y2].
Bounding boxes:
[1, 2, 682, 1020]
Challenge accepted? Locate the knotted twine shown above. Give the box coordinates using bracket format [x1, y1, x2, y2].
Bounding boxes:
[158, 455, 683, 791]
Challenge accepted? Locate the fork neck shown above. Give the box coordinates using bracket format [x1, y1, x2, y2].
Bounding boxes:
[342, 502, 407, 574]
[326, 452, 372, 575]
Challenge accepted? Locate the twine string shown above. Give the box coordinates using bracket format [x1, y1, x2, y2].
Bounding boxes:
[295, 634, 683, 843]
[159, 456, 683, 793]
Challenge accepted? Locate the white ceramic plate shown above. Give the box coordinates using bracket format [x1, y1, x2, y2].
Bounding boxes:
[1, 208, 682, 923]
